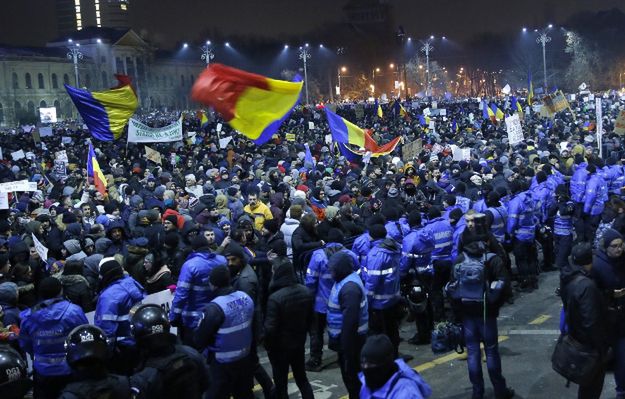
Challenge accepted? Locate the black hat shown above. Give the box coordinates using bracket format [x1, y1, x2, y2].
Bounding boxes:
[369, 224, 387, 240]
[191, 235, 210, 251]
[268, 239, 287, 257]
[571, 242, 593, 266]
[361, 334, 395, 367]
[210, 266, 231, 288]
[223, 243, 246, 260]
[98, 257, 122, 277]
[39, 277, 63, 299]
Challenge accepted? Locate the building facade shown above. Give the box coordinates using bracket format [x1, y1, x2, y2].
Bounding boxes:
[56, 0, 131, 35]
[0, 28, 204, 127]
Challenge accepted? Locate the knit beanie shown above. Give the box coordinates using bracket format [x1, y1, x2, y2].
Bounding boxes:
[602, 228, 623, 250]
[209, 266, 231, 288]
[361, 334, 395, 367]
[39, 277, 63, 300]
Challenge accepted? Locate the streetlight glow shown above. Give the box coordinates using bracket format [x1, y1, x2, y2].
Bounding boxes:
[522, 27, 527, 33]
[548, 24, 553, 28]
[183, 43, 188, 48]
[389, 63, 394, 68]
[341, 66, 347, 72]
[225, 42, 230, 47]
[96, 38, 102, 43]
[284, 44, 289, 49]
[319, 44, 324, 48]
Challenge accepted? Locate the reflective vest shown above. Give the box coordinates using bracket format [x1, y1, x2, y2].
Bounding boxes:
[209, 291, 254, 363]
[327, 272, 368, 339]
[486, 205, 507, 243]
[553, 201, 574, 236]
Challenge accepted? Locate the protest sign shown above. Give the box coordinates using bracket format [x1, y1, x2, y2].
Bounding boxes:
[39, 126, 53, 137]
[127, 117, 183, 143]
[325, 134, 333, 144]
[543, 90, 570, 114]
[451, 145, 471, 161]
[216, 123, 223, 133]
[11, 150, 25, 161]
[308, 122, 315, 130]
[0, 192, 8, 209]
[440, 109, 447, 116]
[32, 234, 48, 261]
[505, 113, 524, 146]
[285, 133, 296, 142]
[145, 146, 162, 164]
[0, 180, 37, 192]
[61, 137, 72, 144]
[218, 136, 233, 149]
[55, 150, 68, 162]
[614, 110, 625, 135]
[402, 139, 422, 161]
[596, 98, 603, 157]
[53, 160, 67, 179]
[423, 107, 431, 116]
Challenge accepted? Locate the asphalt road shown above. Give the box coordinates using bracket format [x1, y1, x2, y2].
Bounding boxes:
[255, 270, 618, 398]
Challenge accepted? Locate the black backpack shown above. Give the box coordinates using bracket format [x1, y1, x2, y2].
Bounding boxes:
[146, 348, 204, 399]
[61, 375, 132, 399]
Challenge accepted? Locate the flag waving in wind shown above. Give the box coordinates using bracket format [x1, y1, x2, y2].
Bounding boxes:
[325, 107, 366, 147]
[87, 143, 107, 196]
[374, 99, 383, 118]
[65, 75, 138, 141]
[527, 72, 534, 106]
[191, 64, 303, 145]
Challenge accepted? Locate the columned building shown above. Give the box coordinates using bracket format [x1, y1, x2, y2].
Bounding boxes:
[0, 27, 203, 126]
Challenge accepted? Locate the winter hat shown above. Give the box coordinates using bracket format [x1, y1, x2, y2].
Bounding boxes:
[223, 243, 246, 260]
[325, 206, 340, 221]
[227, 186, 238, 196]
[602, 228, 623, 250]
[448, 208, 464, 223]
[63, 239, 82, 255]
[191, 235, 210, 251]
[209, 266, 231, 288]
[387, 187, 399, 198]
[360, 334, 395, 367]
[268, 239, 287, 257]
[369, 224, 387, 240]
[572, 242, 593, 266]
[39, 277, 63, 300]
[164, 215, 178, 226]
[98, 257, 122, 276]
[94, 238, 112, 254]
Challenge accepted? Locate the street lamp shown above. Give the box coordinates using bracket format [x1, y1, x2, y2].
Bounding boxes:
[536, 25, 552, 91]
[420, 37, 435, 96]
[299, 45, 311, 105]
[371, 67, 380, 95]
[67, 41, 83, 87]
[201, 41, 214, 67]
[338, 66, 347, 98]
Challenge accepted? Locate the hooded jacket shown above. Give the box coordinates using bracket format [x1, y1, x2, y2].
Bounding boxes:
[280, 218, 300, 259]
[358, 359, 432, 399]
[0, 282, 20, 326]
[95, 276, 145, 346]
[361, 238, 402, 310]
[591, 249, 625, 336]
[264, 260, 313, 353]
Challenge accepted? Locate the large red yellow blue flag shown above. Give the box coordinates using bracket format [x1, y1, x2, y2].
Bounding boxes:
[325, 107, 366, 148]
[191, 64, 303, 145]
[65, 75, 138, 141]
[87, 143, 107, 196]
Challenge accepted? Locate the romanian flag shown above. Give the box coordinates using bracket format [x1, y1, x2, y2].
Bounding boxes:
[451, 119, 459, 133]
[337, 142, 362, 163]
[375, 99, 383, 118]
[65, 75, 138, 141]
[527, 72, 534, 106]
[325, 107, 366, 147]
[392, 100, 410, 120]
[483, 101, 496, 123]
[511, 96, 524, 116]
[336, 136, 402, 162]
[198, 111, 209, 128]
[491, 103, 505, 121]
[87, 143, 107, 196]
[190, 64, 303, 145]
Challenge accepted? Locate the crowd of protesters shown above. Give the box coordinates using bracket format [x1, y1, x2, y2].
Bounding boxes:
[0, 92, 624, 399]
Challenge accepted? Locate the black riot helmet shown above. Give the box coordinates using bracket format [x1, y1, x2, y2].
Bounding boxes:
[130, 304, 171, 345]
[65, 324, 109, 367]
[0, 348, 31, 399]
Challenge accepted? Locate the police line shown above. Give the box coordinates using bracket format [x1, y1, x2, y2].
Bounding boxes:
[85, 288, 177, 334]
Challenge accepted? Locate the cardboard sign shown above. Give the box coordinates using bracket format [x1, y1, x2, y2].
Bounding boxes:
[32, 234, 48, 261]
[402, 139, 422, 162]
[218, 136, 233, 149]
[145, 146, 163, 164]
[615, 110, 625, 134]
[11, 150, 25, 161]
[308, 122, 315, 130]
[506, 114, 524, 145]
[285, 133, 296, 142]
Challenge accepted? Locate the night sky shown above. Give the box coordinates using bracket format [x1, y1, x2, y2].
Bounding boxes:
[1, 0, 624, 48]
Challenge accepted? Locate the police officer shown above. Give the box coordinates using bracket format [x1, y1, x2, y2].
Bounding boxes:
[305, 228, 358, 371]
[0, 347, 31, 399]
[507, 180, 538, 291]
[195, 266, 255, 399]
[60, 324, 159, 399]
[328, 251, 368, 399]
[583, 163, 608, 242]
[361, 224, 402, 356]
[19, 277, 88, 399]
[130, 304, 209, 399]
[94, 257, 145, 375]
[426, 206, 454, 321]
[170, 235, 227, 345]
[359, 334, 432, 399]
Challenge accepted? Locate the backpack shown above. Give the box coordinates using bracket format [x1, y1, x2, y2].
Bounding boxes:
[448, 252, 494, 303]
[147, 349, 203, 399]
[431, 321, 464, 354]
[62, 375, 132, 399]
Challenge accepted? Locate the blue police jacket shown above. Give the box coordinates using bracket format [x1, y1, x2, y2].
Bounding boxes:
[427, 217, 454, 261]
[584, 173, 608, 216]
[352, 232, 372, 266]
[95, 275, 145, 346]
[506, 191, 536, 242]
[385, 219, 410, 242]
[472, 198, 487, 213]
[531, 181, 555, 223]
[361, 239, 402, 310]
[485, 205, 507, 243]
[305, 243, 358, 313]
[359, 359, 432, 399]
[456, 195, 471, 213]
[170, 251, 227, 329]
[609, 167, 625, 196]
[19, 298, 88, 376]
[400, 226, 435, 276]
[603, 165, 622, 193]
[570, 163, 588, 203]
[553, 200, 574, 236]
[327, 272, 368, 339]
[209, 290, 254, 363]
[451, 220, 466, 260]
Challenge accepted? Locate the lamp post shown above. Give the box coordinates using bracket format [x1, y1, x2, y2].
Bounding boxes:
[420, 36, 435, 97]
[299, 44, 311, 105]
[201, 41, 214, 66]
[536, 26, 552, 92]
[338, 66, 346, 99]
[371, 67, 380, 95]
[67, 41, 83, 87]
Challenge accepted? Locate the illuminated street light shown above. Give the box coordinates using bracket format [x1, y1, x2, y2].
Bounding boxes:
[67, 41, 83, 86]
[299, 45, 311, 104]
[201, 42, 214, 66]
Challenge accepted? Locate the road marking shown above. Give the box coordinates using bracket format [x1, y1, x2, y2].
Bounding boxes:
[505, 329, 560, 335]
[529, 314, 551, 325]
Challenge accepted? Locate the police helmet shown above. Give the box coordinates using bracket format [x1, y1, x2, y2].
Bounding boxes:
[65, 324, 109, 367]
[130, 303, 170, 341]
[0, 348, 31, 399]
[404, 283, 428, 314]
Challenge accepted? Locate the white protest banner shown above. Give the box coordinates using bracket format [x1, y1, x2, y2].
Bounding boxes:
[39, 126, 53, 137]
[501, 84, 511, 95]
[0, 180, 37, 192]
[219, 136, 233, 149]
[11, 150, 25, 161]
[55, 150, 68, 162]
[61, 137, 72, 144]
[32, 233, 48, 261]
[505, 113, 523, 146]
[469, 113, 474, 122]
[428, 120, 435, 133]
[39, 107, 57, 123]
[423, 107, 431, 116]
[216, 123, 223, 133]
[85, 289, 176, 333]
[0, 192, 8, 209]
[308, 122, 315, 130]
[127, 116, 183, 143]
[614, 110, 625, 134]
[596, 98, 603, 158]
[451, 145, 471, 161]
[21, 125, 34, 133]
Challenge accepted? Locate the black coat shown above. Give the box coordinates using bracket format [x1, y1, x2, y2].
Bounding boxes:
[291, 226, 323, 267]
[264, 259, 313, 353]
[60, 274, 94, 312]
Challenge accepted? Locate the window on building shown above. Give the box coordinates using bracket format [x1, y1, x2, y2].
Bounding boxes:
[27, 101, 35, 115]
[180, 75, 185, 87]
[25, 73, 32, 89]
[0, 103, 4, 124]
[52, 73, 58, 89]
[12, 73, 18, 89]
[101, 71, 107, 88]
[63, 74, 70, 86]
[38, 73, 45, 89]
[54, 100, 60, 117]
[40, 100, 47, 108]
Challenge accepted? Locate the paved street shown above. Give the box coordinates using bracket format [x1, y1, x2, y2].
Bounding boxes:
[256, 270, 617, 398]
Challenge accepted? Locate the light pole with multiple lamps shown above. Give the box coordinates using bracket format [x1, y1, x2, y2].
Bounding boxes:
[67, 40, 83, 87]
[201, 41, 214, 66]
[536, 25, 553, 92]
[420, 36, 435, 97]
[299, 44, 311, 105]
